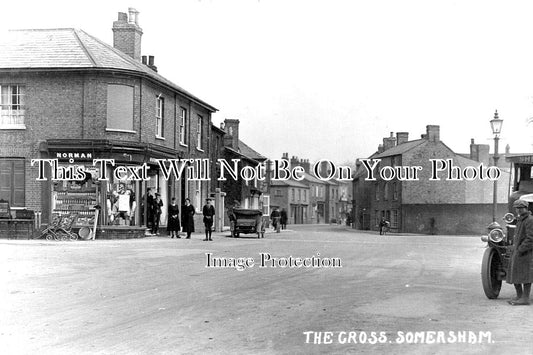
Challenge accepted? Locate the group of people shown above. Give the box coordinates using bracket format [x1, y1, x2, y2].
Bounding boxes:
[270, 208, 288, 230]
[144, 188, 216, 240]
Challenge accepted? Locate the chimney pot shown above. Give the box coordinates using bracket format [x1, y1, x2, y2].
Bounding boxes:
[148, 55, 154, 66]
[141, 55, 147, 64]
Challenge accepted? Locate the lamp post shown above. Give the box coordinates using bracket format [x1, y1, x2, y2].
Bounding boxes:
[490, 110, 503, 222]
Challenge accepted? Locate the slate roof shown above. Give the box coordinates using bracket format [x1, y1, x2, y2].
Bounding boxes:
[0, 28, 217, 112]
[270, 179, 309, 188]
[238, 140, 267, 161]
[373, 139, 426, 158]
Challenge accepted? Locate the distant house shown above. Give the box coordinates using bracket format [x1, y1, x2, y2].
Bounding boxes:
[270, 179, 310, 224]
[352, 126, 509, 235]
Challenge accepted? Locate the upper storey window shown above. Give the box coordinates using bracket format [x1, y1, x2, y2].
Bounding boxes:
[156, 96, 165, 138]
[0, 85, 25, 128]
[106, 84, 134, 132]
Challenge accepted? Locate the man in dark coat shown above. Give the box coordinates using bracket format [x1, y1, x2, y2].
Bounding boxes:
[151, 193, 163, 235]
[181, 198, 195, 239]
[202, 198, 215, 241]
[507, 199, 533, 306]
[280, 208, 288, 230]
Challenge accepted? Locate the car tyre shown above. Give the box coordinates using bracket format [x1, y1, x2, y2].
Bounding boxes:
[481, 247, 502, 299]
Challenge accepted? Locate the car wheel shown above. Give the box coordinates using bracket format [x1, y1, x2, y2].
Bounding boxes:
[481, 247, 502, 299]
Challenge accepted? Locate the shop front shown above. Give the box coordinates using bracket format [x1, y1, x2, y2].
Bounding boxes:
[40, 139, 181, 238]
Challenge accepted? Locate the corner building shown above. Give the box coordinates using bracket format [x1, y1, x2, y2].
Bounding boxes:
[0, 9, 217, 236]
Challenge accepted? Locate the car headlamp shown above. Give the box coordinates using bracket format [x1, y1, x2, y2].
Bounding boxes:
[488, 228, 505, 243]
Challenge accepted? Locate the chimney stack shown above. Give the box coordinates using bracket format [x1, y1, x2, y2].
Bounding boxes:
[396, 132, 409, 145]
[223, 119, 240, 150]
[469, 138, 489, 165]
[113, 8, 143, 61]
[382, 132, 396, 151]
[426, 125, 440, 142]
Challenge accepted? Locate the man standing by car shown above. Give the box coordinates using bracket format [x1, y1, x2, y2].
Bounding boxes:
[507, 199, 533, 306]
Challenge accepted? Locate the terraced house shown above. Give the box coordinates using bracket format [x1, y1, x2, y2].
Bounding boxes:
[0, 8, 217, 236]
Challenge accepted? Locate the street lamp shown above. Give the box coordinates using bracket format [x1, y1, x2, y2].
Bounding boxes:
[490, 110, 503, 222]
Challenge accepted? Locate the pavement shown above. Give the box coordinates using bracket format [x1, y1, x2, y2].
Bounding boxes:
[2, 224, 533, 354]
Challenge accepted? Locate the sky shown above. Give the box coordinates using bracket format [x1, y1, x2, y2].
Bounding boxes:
[3, 0, 533, 164]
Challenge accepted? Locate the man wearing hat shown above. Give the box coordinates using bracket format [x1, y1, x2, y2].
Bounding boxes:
[202, 198, 215, 241]
[507, 199, 533, 305]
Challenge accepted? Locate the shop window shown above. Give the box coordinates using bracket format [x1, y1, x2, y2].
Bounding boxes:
[0, 159, 25, 207]
[179, 107, 187, 145]
[196, 115, 203, 150]
[0, 85, 25, 128]
[156, 96, 164, 137]
[106, 84, 134, 131]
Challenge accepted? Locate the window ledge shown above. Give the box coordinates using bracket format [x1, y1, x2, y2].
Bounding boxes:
[196, 147, 204, 152]
[179, 143, 188, 147]
[0, 124, 26, 130]
[106, 128, 137, 134]
[156, 136, 166, 141]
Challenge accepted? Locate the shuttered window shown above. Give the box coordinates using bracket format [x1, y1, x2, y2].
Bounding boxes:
[106, 84, 134, 131]
[0, 159, 25, 207]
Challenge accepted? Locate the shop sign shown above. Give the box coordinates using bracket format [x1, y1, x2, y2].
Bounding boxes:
[55, 152, 93, 161]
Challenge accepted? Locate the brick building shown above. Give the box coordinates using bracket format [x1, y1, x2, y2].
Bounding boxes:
[0, 9, 217, 235]
[352, 125, 509, 235]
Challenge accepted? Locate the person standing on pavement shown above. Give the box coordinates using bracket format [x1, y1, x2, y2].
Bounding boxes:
[280, 208, 288, 230]
[379, 217, 388, 235]
[507, 199, 533, 306]
[151, 193, 163, 235]
[271, 208, 281, 231]
[167, 197, 180, 238]
[202, 198, 215, 241]
[181, 198, 195, 239]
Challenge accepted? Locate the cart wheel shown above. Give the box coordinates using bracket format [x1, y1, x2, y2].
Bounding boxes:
[69, 232, 78, 241]
[45, 233, 53, 241]
[481, 247, 503, 299]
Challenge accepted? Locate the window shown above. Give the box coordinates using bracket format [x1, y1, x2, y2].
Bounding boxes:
[106, 84, 134, 131]
[303, 190, 307, 202]
[375, 183, 380, 201]
[298, 189, 301, 202]
[156, 96, 164, 137]
[194, 181, 202, 211]
[0, 85, 25, 127]
[197, 115, 203, 150]
[261, 195, 270, 216]
[275, 189, 282, 197]
[291, 188, 295, 202]
[0, 159, 25, 207]
[393, 182, 398, 200]
[391, 209, 399, 228]
[384, 182, 389, 200]
[179, 107, 187, 145]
